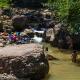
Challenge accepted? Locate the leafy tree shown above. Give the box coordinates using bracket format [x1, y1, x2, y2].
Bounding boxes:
[47, 0, 69, 21]
[68, 0, 80, 35]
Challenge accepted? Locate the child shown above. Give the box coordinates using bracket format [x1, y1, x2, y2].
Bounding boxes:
[71, 50, 77, 63]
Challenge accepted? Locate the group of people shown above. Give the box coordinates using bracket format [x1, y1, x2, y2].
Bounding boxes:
[0, 31, 31, 46]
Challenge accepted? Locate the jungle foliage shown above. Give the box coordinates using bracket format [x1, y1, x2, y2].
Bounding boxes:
[47, 0, 80, 35]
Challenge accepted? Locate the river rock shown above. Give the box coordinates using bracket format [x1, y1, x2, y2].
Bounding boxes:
[12, 15, 27, 31]
[0, 43, 49, 80]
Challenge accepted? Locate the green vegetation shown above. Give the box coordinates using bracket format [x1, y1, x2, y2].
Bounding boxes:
[68, 0, 80, 35]
[47, 0, 69, 20]
[47, 0, 80, 35]
[0, 0, 10, 8]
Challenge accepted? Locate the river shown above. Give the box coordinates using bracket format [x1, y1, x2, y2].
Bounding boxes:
[43, 44, 80, 80]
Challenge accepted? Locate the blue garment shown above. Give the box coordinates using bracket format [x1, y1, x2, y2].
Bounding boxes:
[8, 34, 12, 41]
[16, 32, 20, 36]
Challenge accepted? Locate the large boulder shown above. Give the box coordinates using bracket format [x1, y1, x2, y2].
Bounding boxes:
[52, 24, 71, 49]
[46, 28, 55, 42]
[12, 15, 27, 31]
[0, 43, 49, 80]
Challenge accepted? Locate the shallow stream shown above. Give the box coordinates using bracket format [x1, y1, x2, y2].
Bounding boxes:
[44, 44, 80, 80]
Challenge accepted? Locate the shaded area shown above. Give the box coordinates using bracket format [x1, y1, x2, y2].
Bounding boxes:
[11, 0, 44, 8]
